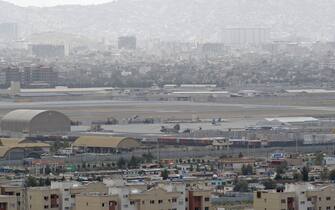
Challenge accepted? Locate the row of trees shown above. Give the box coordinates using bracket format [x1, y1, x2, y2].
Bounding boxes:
[117, 153, 155, 169]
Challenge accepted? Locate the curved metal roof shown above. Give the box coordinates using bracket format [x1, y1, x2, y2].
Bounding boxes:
[72, 136, 141, 149]
[1, 109, 49, 123]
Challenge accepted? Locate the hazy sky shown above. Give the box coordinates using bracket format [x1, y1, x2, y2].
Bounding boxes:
[4, 0, 113, 7]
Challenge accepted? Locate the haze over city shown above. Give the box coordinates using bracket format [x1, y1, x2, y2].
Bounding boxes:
[0, 1, 335, 210]
[4, 0, 113, 7]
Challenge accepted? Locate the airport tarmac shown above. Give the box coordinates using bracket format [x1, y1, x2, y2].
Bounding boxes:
[0, 95, 335, 124]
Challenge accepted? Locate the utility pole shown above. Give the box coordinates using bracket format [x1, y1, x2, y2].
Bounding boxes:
[156, 138, 160, 163]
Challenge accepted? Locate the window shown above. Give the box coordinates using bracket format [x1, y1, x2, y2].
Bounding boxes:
[172, 198, 177, 203]
[327, 197, 331, 201]
[281, 199, 286, 203]
[327, 207, 331, 210]
[257, 192, 262, 199]
[319, 197, 322, 201]
[130, 201, 135, 205]
[44, 196, 49, 201]
[44, 205, 49, 209]
[204, 197, 210, 202]
[158, 200, 163, 204]
[300, 201, 305, 204]
[205, 207, 209, 210]
[150, 200, 155, 204]
[307, 197, 312, 201]
[102, 203, 105, 207]
[64, 198, 69, 201]
[71, 195, 75, 198]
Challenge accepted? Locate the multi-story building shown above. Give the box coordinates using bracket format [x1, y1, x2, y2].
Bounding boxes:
[0, 65, 59, 88]
[22, 66, 58, 87]
[0, 185, 26, 210]
[105, 179, 212, 210]
[0, 67, 20, 87]
[254, 183, 335, 210]
[0, 195, 17, 210]
[51, 181, 108, 210]
[26, 187, 60, 210]
[75, 193, 119, 210]
[0, 179, 212, 210]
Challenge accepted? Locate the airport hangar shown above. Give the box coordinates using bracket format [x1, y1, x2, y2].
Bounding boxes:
[0, 109, 71, 136]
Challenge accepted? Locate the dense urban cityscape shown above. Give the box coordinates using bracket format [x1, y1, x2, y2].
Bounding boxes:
[1, 0, 335, 210]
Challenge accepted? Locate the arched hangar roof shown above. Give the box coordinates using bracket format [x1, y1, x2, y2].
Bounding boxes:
[2, 109, 61, 123]
[72, 136, 141, 149]
[1, 109, 71, 134]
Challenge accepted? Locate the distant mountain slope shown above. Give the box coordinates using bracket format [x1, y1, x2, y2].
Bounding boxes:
[0, 0, 334, 41]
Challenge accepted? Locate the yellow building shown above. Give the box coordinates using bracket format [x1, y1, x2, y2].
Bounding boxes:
[0, 195, 17, 210]
[129, 186, 182, 210]
[27, 187, 60, 210]
[75, 193, 119, 210]
[0, 186, 25, 210]
[254, 184, 335, 210]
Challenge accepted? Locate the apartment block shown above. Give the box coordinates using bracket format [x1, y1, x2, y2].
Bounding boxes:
[0, 186, 25, 210]
[75, 193, 119, 210]
[254, 183, 335, 210]
[27, 187, 60, 210]
[0, 195, 17, 210]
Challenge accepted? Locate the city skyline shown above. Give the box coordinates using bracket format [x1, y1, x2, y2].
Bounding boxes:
[3, 0, 114, 7]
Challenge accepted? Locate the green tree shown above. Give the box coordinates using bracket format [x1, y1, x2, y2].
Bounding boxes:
[234, 180, 249, 192]
[25, 176, 38, 187]
[129, 156, 141, 168]
[142, 152, 154, 163]
[263, 179, 276, 190]
[38, 177, 44, 186]
[161, 169, 169, 180]
[293, 172, 302, 181]
[315, 152, 324, 166]
[117, 157, 128, 169]
[321, 168, 329, 181]
[45, 165, 51, 175]
[301, 166, 309, 182]
[241, 164, 253, 175]
[328, 169, 335, 181]
[45, 177, 51, 186]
